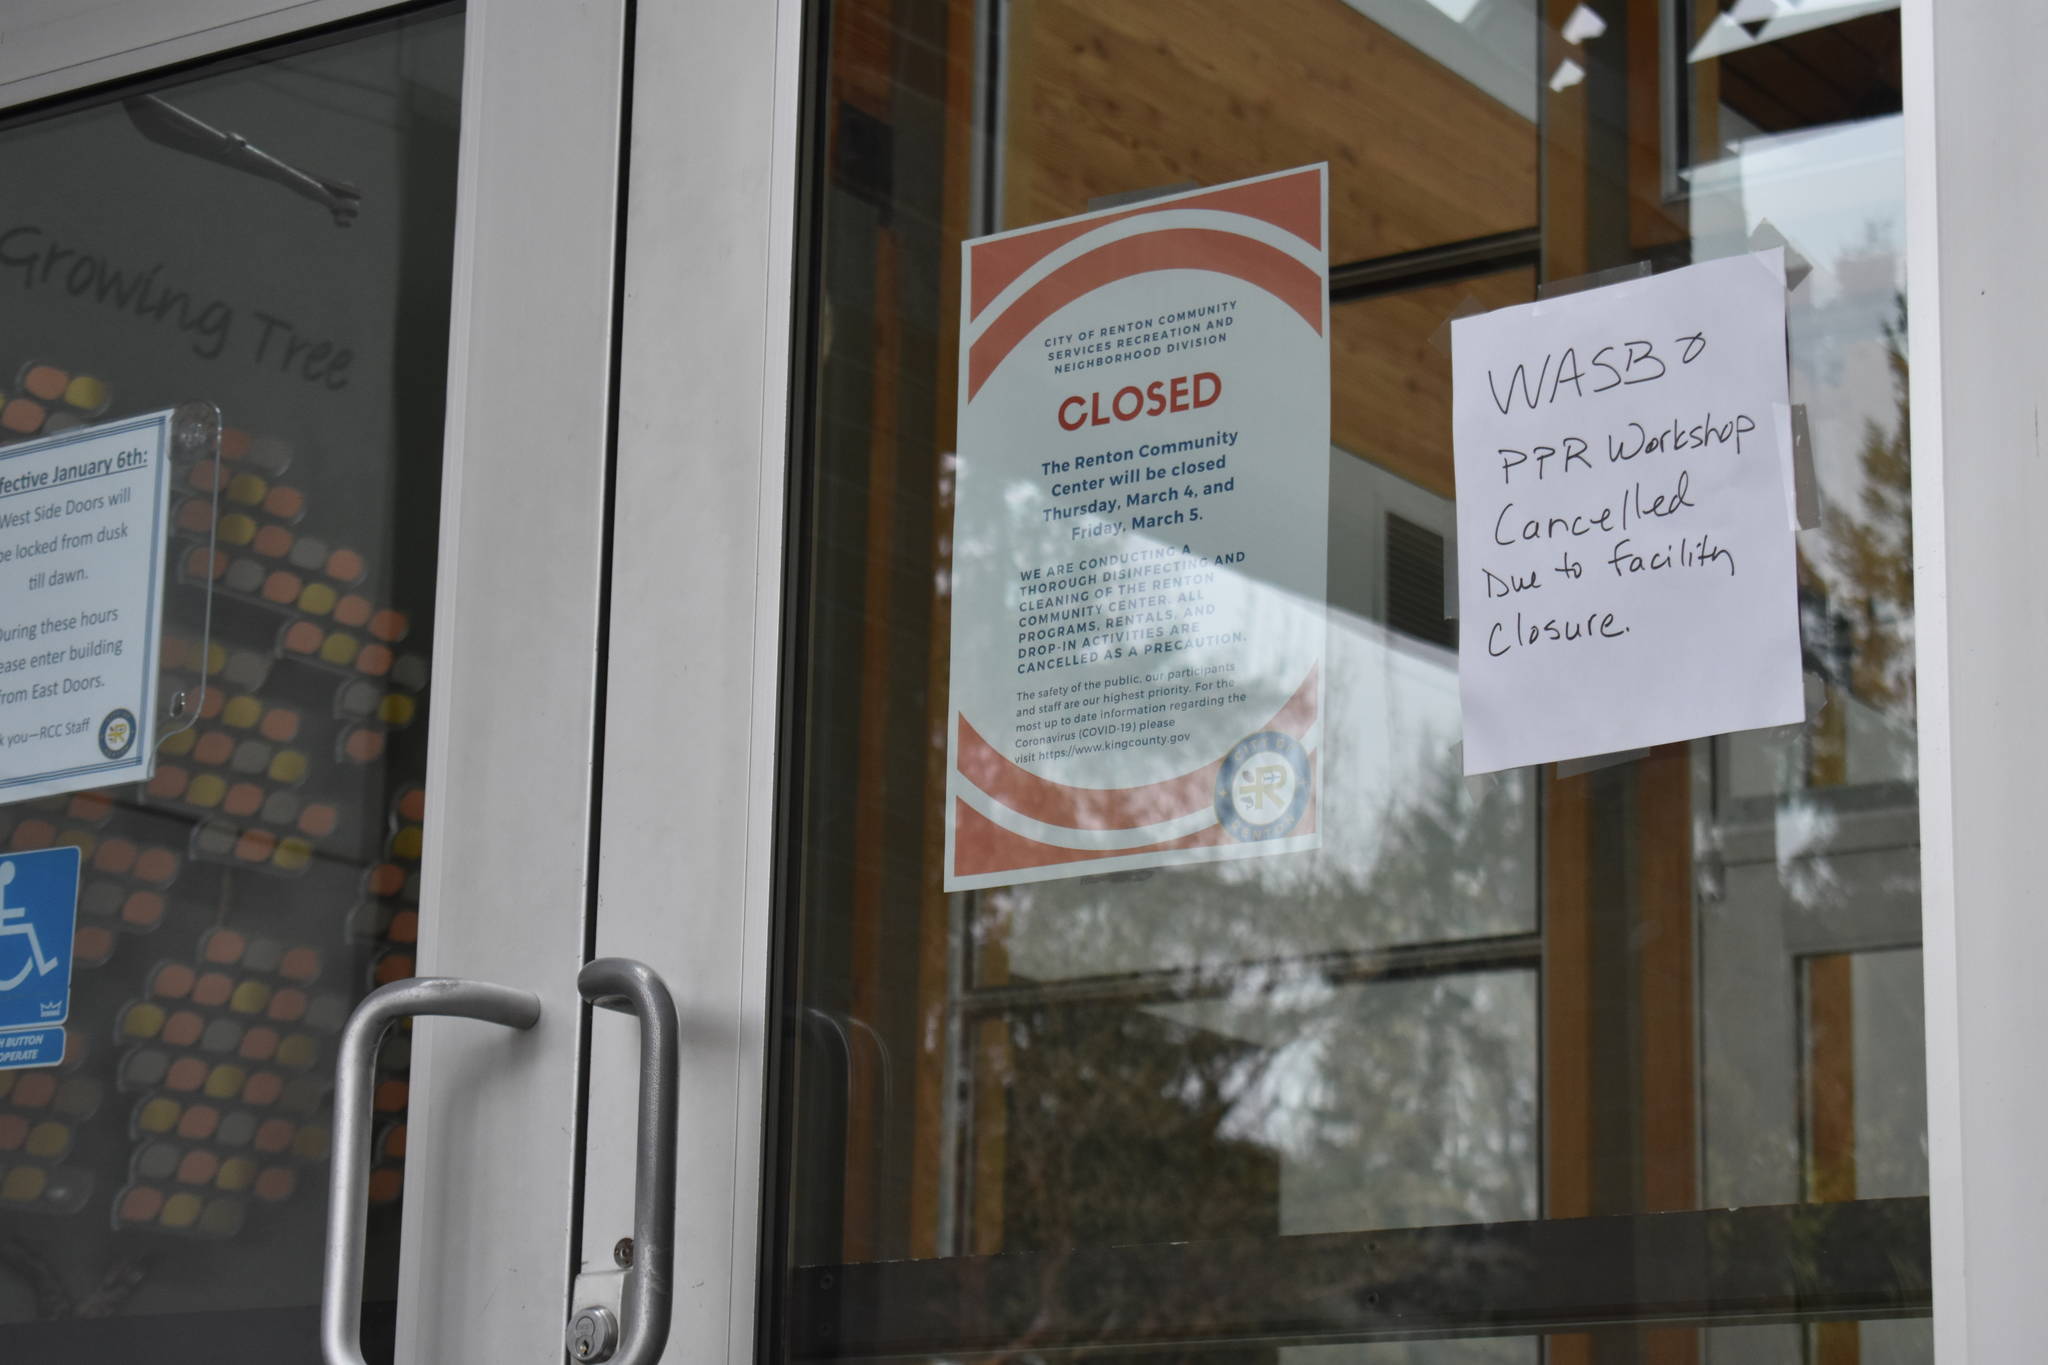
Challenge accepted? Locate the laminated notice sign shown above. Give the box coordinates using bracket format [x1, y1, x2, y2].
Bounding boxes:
[0, 411, 174, 803]
[1451, 250, 1803, 774]
[946, 166, 1330, 890]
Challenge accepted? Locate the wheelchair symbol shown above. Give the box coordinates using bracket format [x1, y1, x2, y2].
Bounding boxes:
[0, 862, 59, 993]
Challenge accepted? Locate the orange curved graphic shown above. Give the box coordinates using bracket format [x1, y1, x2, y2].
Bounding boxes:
[953, 763, 1320, 878]
[955, 664, 1318, 831]
[968, 168, 1325, 319]
[966, 229, 1325, 401]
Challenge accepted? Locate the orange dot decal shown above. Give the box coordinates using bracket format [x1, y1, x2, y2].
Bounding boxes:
[1, 398, 47, 434]
[21, 365, 67, 400]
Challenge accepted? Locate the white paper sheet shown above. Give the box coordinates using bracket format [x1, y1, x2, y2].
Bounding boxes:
[1451, 250, 1802, 774]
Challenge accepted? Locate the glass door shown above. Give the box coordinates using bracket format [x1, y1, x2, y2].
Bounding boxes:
[665, 3, 1935, 1365]
[0, 0, 628, 1360]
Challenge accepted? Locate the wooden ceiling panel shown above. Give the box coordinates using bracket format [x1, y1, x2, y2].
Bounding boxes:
[1332, 268, 1536, 497]
[1001, 0, 1539, 263]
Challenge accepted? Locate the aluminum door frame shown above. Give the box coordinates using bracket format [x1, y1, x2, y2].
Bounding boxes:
[1904, 1, 2048, 1360]
[391, 0, 624, 1359]
[584, 4, 2030, 1365]
[578, 1, 801, 1362]
[0, 3, 627, 1363]
[0, 0, 403, 102]
[581, 4, 2048, 1365]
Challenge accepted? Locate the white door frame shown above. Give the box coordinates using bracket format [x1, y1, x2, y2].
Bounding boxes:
[591, 0, 2033, 1362]
[1903, 2, 2048, 1361]
[14, 1, 2028, 1362]
[578, 2, 802, 1363]
[392, 0, 624, 1359]
[614, 4, 2025, 1364]
[0, 0, 401, 103]
[1, 2, 628, 1362]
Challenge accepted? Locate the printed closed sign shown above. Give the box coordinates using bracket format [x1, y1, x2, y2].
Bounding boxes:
[945, 167, 1330, 889]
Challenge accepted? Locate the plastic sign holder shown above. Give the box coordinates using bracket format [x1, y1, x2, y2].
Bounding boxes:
[0, 402, 220, 806]
[158, 402, 224, 743]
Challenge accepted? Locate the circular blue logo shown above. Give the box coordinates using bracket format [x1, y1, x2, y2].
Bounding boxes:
[98, 709, 137, 759]
[1214, 730, 1311, 842]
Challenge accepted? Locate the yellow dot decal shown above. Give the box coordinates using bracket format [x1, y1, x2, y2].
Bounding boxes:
[223, 696, 262, 729]
[1, 1166, 46, 1201]
[298, 583, 338, 616]
[63, 375, 106, 410]
[138, 1098, 181, 1133]
[205, 1065, 247, 1099]
[268, 750, 308, 784]
[319, 633, 360, 666]
[123, 1003, 166, 1039]
[225, 473, 267, 506]
[160, 1192, 203, 1228]
[217, 513, 257, 546]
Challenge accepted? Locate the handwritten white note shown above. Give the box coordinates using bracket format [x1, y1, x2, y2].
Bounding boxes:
[1451, 250, 1802, 775]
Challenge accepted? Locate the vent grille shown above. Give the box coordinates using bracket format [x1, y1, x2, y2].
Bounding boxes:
[1385, 513, 1455, 648]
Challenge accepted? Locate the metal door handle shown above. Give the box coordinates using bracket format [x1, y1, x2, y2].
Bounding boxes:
[321, 977, 542, 1365]
[568, 958, 680, 1365]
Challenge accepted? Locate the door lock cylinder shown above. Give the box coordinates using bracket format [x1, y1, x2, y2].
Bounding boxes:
[567, 1304, 620, 1363]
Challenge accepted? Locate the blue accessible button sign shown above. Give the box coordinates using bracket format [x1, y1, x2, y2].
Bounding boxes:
[0, 1028, 65, 1069]
[0, 846, 80, 1070]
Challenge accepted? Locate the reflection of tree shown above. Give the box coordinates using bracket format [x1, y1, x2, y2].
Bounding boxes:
[981, 987, 1536, 1361]
[983, 751, 1539, 1282]
[1706, 268, 1926, 1226]
[1346, 761, 1533, 946]
[1794, 283, 1915, 791]
[982, 628, 1536, 984]
[1829, 295, 1913, 717]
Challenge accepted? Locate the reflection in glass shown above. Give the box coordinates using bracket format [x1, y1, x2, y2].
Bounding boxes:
[771, 2, 1928, 1362]
[0, 8, 460, 1350]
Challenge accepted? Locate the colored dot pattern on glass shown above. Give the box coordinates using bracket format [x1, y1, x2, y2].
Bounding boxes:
[0, 1037, 101, 1215]
[0, 373, 436, 1246]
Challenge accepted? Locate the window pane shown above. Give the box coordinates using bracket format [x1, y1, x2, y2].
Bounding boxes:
[997, 0, 1539, 258]
[771, 1, 1927, 1360]
[0, 8, 461, 1347]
